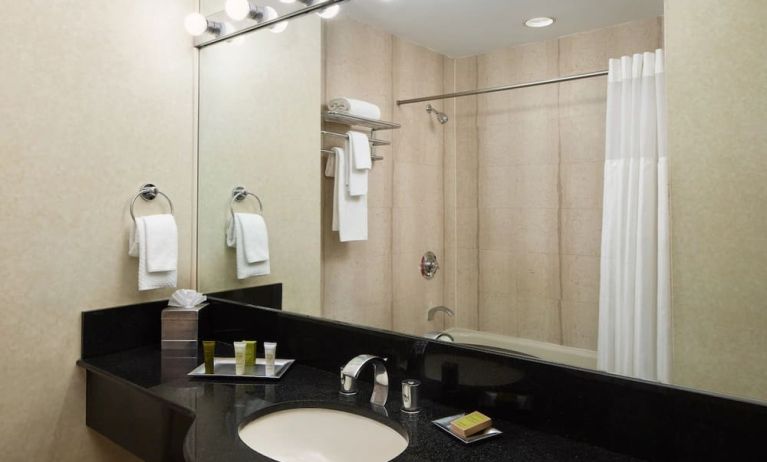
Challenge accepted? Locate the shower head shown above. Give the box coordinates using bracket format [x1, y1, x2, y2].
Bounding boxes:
[426, 104, 449, 124]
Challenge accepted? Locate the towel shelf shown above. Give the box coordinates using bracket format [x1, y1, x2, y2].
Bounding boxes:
[321, 109, 400, 166]
[323, 111, 400, 130]
[130, 184, 174, 222]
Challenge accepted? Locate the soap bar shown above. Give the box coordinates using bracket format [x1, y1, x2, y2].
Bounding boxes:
[450, 411, 492, 438]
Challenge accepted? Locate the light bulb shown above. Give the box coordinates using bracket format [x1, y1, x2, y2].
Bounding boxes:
[225, 0, 251, 21]
[184, 13, 209, 36]
[265, 6, 289, 33]
[317, 4, 340, 19]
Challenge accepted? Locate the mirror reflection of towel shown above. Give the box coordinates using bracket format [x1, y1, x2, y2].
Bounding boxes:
[226, 213, 270, 279]
[330, 147, 367, 242]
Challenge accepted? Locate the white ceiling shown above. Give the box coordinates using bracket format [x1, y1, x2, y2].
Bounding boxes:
[341, 0, 663, 58]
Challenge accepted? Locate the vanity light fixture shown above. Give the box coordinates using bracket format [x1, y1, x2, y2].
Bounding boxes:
[184, 12, 224, 36]
[225, 0, 266, 21]
[524, 16, 555, 28]
[298, 0, 341, 19]
[191, 0, 346, 47]
[225, 0, 287, 33]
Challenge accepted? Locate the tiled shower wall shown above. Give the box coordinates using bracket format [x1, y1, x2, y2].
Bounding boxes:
[322, 18, 446, 336]
[448, 18, 663, 350]
[322, 16, 662, 349]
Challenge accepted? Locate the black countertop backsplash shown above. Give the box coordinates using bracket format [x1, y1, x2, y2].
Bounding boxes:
[80, 290, 767, 461]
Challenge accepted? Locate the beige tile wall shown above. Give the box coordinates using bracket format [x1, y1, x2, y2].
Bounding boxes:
[665, 0, 767, 402]
[474, 18, 663, 349]
[321, 19, 446, 334]
[443, 57, 479, 331]
[392, 39, 446, 336]
[0, 1, 195, 461]
[321, 18, 394, 330]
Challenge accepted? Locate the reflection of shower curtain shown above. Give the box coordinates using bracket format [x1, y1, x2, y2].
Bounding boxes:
[598, 50, 670, 383]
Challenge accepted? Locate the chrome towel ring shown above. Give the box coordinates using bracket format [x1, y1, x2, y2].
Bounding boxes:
[230, 186, 263, 219]
[130, 184, 174, 222]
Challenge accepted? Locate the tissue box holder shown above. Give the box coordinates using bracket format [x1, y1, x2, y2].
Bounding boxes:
[161, 303, 208, 354]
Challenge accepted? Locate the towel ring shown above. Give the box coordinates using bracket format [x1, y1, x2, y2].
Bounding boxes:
[230, 186, 263, 219]
[130, 184, 174, 222]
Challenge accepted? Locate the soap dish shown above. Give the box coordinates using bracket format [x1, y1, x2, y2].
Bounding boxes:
[432, 413, 503, 444]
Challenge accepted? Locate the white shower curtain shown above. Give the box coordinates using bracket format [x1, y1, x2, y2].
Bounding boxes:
[598, 50, 670, 383]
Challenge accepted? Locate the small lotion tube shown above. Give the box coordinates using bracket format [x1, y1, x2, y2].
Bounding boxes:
[264, 342, 277, 367]
[244, 340, 257, 366]
[234, 342, 247, 375]
[202, 341, 216, 374]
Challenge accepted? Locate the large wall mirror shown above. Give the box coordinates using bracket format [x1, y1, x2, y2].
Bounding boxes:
[197, 0, 765, 404]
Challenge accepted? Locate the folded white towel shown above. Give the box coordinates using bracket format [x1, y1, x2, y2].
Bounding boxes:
[129, 214, 178, 291]
[347, 131, 370, 197]
[143, 214, 178, 272]
[226, 213, 271, 279]
[328, 98, 381, 120]
[331, 147, 367, 241]
[349, 130, 372, 171]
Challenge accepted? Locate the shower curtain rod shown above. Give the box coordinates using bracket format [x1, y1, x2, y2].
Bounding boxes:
[396, 70, 609, 105]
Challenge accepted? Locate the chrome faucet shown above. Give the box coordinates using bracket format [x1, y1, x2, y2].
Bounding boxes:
[427, 305, 455, 321]
[340, 354, 389, 407]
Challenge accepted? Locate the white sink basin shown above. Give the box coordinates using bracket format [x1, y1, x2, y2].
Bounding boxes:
[238, 407, 409, 462]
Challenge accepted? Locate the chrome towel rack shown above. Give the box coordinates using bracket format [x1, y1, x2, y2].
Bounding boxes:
[230, 186, 263, 218]
[321, 110, 401, 164]
[130, 184, 174, 222]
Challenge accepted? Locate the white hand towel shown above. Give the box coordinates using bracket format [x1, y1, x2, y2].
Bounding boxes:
[328, 98, 381, 120]
[331, 147, 367, 241]
[347, 131, 370, 197]
[239, 213, 269, 263]
[143, 214, 178, 272]
[226, 213, 271, 279]
[349, 130, 372, 170]
[128, 215, 177, 291]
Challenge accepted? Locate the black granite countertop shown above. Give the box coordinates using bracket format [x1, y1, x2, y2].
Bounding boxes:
[78, 346, 641, 462]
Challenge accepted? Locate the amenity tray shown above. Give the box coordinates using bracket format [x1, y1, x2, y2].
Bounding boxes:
[188, 358, 295, 380]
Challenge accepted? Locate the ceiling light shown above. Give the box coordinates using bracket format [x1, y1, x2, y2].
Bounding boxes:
[184, 13, 222, 36]
[525, 17, 555, 28]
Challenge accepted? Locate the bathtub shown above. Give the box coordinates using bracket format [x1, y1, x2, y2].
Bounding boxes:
[437, 328, 597, 370]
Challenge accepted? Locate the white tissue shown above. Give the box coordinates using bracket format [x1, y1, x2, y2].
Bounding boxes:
[168, 289, 207, 308]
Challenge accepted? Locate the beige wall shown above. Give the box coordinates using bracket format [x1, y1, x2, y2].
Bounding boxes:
[321, 19, 446, 335]
[0, 1, 194, 461]
[473, 18, 663, 350]
[665, 0, 767, 402]
[197, 14, 322, 315]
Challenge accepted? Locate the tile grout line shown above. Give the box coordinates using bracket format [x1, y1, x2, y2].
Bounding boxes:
[556, 38, 566, 346]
